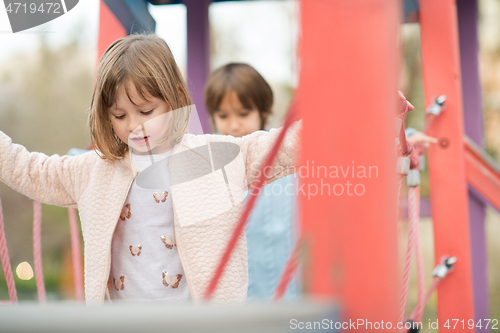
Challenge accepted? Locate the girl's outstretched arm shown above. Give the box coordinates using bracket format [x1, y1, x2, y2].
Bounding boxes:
[0, 131, 94, 207]
[239, 120, 302, 189]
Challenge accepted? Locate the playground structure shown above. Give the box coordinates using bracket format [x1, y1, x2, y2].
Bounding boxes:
[1, 0, 500, 332]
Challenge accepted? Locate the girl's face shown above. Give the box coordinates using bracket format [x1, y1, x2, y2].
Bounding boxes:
[213, 90, 262, 138]
[109, 83, 173, 155]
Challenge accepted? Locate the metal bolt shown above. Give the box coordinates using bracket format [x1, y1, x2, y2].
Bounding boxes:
[439, 138, 450, 149]
[397, 157, 411, 175]
[426, 95, 447, 116]
[436, 95, 447, 106]
[419, 155, 425, 171]
[445, 256, 457, 268]
[433, 256, 457, 279]
[407, 169, 420, 187]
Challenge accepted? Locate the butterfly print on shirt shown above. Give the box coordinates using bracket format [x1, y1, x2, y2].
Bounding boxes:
[161, 235, 176, 249]
[162, 271, 182, 288]
[129, 245, 142, 256]
[114, 276, 125, 291]
[120, 204, 131, 221]
[153, 191, 168, 203]
[107, 277, 114, 299]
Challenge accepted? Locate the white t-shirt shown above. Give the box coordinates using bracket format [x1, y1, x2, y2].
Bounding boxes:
[110, 150, 191, 302]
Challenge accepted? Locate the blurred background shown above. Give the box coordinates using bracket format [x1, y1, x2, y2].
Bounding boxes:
[0, 0, 498, 326]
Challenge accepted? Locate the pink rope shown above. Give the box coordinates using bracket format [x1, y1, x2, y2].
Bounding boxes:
[274, 239, 301, 301]
[410, 186, 426, 322]
[397, 93, 414, 158]
[397, 96, 441, 325]
[0, 196, 18, 303]
[409, 275, 442, 323]
[203, 101, 298, 300]
[422, 276, 441, 306]
[404, 100, 441, 322]
[68, 208, 84, 302]
[396, 175, 404, 218]
[33, 201, 46, 303]
[407, 275, 441, 323]
[398, 186, 418, 324]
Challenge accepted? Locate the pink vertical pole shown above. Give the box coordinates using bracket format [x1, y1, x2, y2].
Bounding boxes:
[298, 0, 400, 328]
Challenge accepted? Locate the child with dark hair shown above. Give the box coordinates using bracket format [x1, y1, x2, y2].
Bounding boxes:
[205, 63, 300, 300]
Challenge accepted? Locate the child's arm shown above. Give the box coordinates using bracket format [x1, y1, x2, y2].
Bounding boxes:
[239, 121, 301, 189]
[406, 128, 437, 147]
[0, 131, 92, 207]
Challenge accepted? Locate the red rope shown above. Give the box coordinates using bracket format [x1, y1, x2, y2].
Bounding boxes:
[68, 208, 84, 302]
[0, 196, 18, 303]
[203, 103, 298, 301]
[274, 239, 301, 301]
[33, 201, 46, 303]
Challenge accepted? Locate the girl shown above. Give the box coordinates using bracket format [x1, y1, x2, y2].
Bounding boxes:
[205, 63, 300, 300]
[0, 34, 301, 304]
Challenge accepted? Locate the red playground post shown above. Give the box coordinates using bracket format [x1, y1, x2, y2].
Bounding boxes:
[420, 0, 475, 330]
[298, 0, 400, 328]
[97, 0, 127, 63]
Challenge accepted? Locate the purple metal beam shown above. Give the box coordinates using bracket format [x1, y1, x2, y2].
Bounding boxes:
[457, 0, 490, 328]
[185, 0, 212, 134]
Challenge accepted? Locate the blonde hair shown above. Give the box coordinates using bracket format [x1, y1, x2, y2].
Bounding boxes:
[89, 33, 192, 160]
[205, 63, 273, 130]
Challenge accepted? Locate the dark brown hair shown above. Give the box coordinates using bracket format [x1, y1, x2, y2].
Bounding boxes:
[89, 33, 192, 160]
[204, 63, 273, 130]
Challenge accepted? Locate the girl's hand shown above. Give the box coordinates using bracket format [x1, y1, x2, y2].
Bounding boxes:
[407, 131, 438, 148]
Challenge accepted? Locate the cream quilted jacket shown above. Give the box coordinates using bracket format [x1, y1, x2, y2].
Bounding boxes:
[0, 122, 300, 304]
